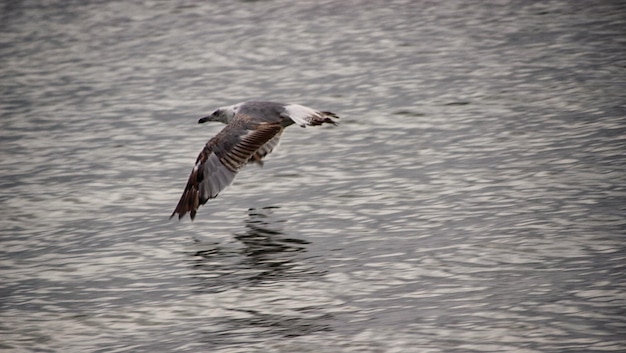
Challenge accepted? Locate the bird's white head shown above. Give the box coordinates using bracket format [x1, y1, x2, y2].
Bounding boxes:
[198, 104, 239, 124]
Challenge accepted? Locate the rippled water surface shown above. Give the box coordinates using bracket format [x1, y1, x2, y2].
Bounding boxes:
[1, 1, 625, 352]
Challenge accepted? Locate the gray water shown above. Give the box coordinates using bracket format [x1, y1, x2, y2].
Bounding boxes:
[1, 1, 625, 352]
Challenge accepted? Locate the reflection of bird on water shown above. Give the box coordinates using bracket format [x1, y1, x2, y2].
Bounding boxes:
[236, 206, 312, 282]
[236, 206, 309, 258]
[187, 207, 331, 337]
[171, 101, 339, 220]
[188, 206, 316, 288]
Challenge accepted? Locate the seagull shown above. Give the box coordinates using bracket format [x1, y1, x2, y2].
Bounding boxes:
[171, 101, 339, 220]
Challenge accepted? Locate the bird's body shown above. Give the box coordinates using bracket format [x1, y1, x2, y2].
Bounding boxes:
[171, 101, 339, 220]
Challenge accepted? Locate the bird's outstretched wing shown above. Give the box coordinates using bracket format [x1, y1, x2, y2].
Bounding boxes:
[248, 130, 283, 166]
[171, 117, 284, 220]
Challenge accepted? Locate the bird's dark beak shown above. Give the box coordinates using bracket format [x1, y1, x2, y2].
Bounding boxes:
[198, 116, 210, 124]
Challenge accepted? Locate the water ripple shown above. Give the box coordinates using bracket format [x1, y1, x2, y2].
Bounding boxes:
[1, 0, 625, 352]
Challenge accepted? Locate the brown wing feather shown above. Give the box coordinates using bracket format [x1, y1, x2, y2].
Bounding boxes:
[171, 117, 283, 220]
[170, 147, 210, 220]
[248, 130, 283, 166]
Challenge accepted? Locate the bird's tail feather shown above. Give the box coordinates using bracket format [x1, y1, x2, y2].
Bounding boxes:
[308, 111, 339, 126]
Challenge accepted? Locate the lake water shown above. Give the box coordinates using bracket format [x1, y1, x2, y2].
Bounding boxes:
[1, 1, 625, 352]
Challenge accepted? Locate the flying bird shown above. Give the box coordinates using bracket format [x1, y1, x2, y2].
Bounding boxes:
[171, 101, 339, 220]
